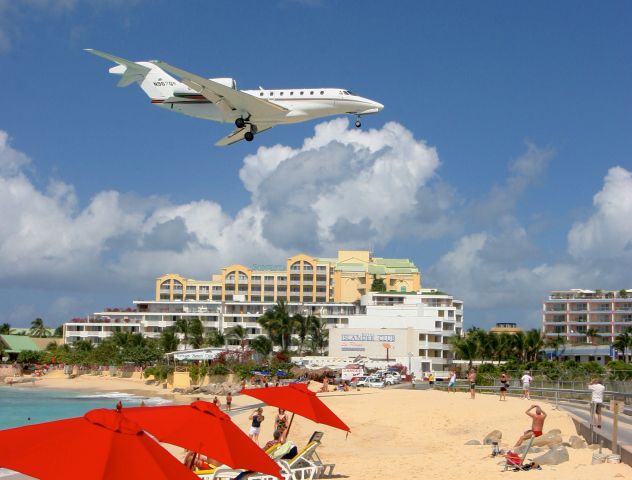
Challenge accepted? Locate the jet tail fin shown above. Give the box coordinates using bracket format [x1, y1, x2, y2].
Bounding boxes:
[85, 49, 151, 87]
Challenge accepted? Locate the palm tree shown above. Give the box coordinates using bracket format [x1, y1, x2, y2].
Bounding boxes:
[613, 327, 632, 362]
[175, 318, 190, 348]
[188, 318, 204, 349]
[259, 299, 295, 351]
[205, 330, 226, 348]
[0, 323, 11, 334]
[450, 335, 478, 368]
[495, 333, 513, 364]
[511, 331, 527, 362]
[308, 316, 328, 355]
[524, 329, 544, 362]
[585, 328, 599, 345]
[160, 326, 180, 353]
[545, 335, 566, 361]
[227, 325, 248, 350]
[29, 318, 48, 338]
[292, 314, 310, 355]
[250, 335, 273, 357]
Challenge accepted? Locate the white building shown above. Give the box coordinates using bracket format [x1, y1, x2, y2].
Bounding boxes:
[327, 289, 463, 377]
[63, 299, 357, 346]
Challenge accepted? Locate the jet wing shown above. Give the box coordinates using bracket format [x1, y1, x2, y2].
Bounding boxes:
[151, 60, 288, 119]
[216, 124, 274, 147]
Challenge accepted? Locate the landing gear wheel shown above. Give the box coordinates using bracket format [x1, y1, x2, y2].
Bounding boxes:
[355, 119, 362, 128]
[235, 118, 246, 128]
[244, 131, 254, 142]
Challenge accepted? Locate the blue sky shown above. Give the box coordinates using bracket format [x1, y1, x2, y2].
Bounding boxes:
[0, 0, 630, 329]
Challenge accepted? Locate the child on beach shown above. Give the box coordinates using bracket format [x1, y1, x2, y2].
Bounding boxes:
[514, 404, 547, 447]
[212, 396, 221, 408]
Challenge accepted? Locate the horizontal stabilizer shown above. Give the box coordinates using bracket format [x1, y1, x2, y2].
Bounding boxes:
[85, 48, 151, 87]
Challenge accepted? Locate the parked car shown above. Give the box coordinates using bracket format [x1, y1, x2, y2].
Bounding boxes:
[354, 376, 369, 387]
[383, 373, 401, 384]
[366, 377, 385, 388]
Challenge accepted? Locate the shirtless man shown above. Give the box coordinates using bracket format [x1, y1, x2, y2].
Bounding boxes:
[514, 404, 547, 447]
[468, 369, 477, 399]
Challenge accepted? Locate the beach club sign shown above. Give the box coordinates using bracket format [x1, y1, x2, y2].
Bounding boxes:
[340, 332, 396, 352]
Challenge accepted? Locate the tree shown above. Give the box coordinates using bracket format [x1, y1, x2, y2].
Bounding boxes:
[585, 328, 599, 345]
[259, 299, 293, 350]
[292, 314, 311, 355]
[227, 325, 248, 350]
[308, 316, 328, 355]
[450, 335, 478, 368]
[495, 333, 513, 364]
[545, 335, 566, 361]
[511, 331, 527, 362]
[188, 318, 204, 349]
[205, 330, 226, 348]
[370, 278, 386, 292]
[160, 326, 180, 353]
[250, 335, 273, 357]
[176, 318, 190, 349]
[613, 328, 632, 362]
[53, 325, 63, 337]
[619, 289, 628, 298]
[524, 329, 544, 362]
[30, 318, 48, 338]
[0, 323, 11, 334]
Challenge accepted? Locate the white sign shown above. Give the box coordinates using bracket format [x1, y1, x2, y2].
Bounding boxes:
[341, 367, 364, 380]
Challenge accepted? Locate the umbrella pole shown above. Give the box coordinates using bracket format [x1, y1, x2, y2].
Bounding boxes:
[284, 412, 296, 440]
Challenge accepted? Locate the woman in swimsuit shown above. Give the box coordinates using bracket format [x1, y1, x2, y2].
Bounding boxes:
[499, 372, 509, 401]
[275, 408, 289, 441]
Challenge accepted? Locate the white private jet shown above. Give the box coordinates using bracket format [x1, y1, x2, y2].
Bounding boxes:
[86, 49, 384, 146]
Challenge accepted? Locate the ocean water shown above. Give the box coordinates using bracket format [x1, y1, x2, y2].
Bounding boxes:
[0, 386, 172, 430]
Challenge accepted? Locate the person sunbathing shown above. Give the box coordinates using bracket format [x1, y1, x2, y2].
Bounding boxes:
[514, 404, 547, 447]
[263, 430, 283, 452]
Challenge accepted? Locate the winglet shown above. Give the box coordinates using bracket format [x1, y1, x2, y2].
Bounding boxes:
[85, 48, 151, 87]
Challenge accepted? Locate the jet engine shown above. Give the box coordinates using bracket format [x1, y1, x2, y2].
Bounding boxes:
[209, 77, 237, 89]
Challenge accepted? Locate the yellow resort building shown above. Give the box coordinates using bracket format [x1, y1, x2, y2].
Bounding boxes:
[154, 250, 420, 304]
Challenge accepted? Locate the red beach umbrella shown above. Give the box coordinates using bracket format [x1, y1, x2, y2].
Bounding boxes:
[240, 383, 350, 433]
[124, 400, 282, 478]
[0, 408, 199, 480]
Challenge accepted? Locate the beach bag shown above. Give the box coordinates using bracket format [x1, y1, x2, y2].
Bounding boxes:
[506, 451, 521, 466]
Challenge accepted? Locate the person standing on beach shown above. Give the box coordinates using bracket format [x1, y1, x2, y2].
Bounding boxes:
[428, 373, 435, 387]
[520, 371, 533, 400]
[499, 372, 509, 401]
[249, 407, 265, 445]
[514, 404, 547, 447]
[447, 370, 457, 393]
[468, 369, 477, 399]
[274, 408, 289, 441]
[588, 377, 605, 428]
[225, 392, 232, 412]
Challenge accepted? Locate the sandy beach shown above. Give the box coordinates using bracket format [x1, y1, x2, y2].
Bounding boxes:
[6, 376, 631, 479]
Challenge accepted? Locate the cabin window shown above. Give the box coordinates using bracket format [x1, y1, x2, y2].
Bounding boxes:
[300, 91, 304, 95]
[310, 91, 314, 95]
[320, 91, 324, 95]
[280, 92, 284, 96]
[290, 91, 294, 96]
[269, 92, 273, 96]
[260, 92, 264, 96]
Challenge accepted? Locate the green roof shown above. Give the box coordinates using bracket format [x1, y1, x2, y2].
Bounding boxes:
[10, 327, 56, 336]
[0, 335, 40, 353]
[335, 263, 366, 272]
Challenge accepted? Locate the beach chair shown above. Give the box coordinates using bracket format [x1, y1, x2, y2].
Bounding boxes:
[280, 432, 336, 478]
[502, 436, 536, 472]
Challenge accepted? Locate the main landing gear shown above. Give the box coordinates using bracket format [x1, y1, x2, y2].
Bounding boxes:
[235, 117, 256, 142]
[355, 116, 362, 128]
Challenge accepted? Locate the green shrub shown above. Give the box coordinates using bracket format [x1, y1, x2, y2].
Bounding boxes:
[209, 363, 229, 375]
[189, 364, 200, 384]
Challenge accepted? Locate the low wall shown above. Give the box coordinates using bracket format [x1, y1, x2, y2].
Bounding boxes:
[569, 412, 632, 466]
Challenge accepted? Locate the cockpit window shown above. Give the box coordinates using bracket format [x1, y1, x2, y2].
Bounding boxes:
[346, 90, 356, 96]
